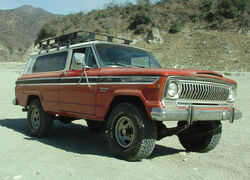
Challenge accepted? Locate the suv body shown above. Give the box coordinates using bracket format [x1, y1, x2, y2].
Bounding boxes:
[14, 32, 242, 160]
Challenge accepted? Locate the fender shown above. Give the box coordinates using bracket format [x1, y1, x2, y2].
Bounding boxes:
[23, 91, 42, 107]
[100, 89, 158, 120]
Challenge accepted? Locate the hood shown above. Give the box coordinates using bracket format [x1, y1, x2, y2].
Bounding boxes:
[99, 68, 237, 85]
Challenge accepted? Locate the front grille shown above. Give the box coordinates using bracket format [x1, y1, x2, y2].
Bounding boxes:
[179, 82, 230, 102]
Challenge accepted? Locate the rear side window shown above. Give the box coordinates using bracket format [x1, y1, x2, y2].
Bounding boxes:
[32, 51, 68, 73]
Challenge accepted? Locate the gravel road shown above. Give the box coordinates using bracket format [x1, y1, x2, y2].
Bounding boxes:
[0, 63, 249, 180]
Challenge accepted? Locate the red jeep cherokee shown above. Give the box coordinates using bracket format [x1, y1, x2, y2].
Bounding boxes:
[14, 31, 242, 160]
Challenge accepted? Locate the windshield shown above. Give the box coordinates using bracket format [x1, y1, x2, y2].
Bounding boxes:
[95, 44, 160, 68]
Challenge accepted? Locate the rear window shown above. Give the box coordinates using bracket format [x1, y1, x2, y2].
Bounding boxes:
[32, 51, 68, 73]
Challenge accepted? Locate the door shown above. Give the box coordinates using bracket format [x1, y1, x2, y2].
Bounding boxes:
[58, 46, 99, 116]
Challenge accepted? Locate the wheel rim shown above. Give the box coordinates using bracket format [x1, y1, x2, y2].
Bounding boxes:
[31, 108, 40, 129]
[115, 116, 135, 148]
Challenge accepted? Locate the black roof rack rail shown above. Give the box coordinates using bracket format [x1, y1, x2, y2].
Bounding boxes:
[38, 31, 133, 50]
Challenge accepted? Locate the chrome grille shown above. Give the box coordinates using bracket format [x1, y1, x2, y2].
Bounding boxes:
[179, 82, 230, 102]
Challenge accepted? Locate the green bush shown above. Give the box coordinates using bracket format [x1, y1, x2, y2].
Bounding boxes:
[169, 22, 181, 34]
[210, 21, 221, 29]
[188, 13, 201, 23]
[206, 12, 216, 22]
[219, 0, 247, 19]
[233, 0, 247, 11]
[35, 24, 56, 45]
[95, 11, 108, 20]
[221, 6, 238, 18]
[134, 24, 147, 34]
[202, 1, 213, 11]
[136, 0, 150, 6]
[129, 10, 152, 31]
[220, 0, 234, 9]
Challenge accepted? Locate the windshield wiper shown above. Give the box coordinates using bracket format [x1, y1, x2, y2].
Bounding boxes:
[106, 63, 144, 68]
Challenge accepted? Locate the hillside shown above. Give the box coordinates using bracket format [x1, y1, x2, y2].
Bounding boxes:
[0, 5, 60, 62]
[34, 0, 250, 71]
[1, 1, 249, 71]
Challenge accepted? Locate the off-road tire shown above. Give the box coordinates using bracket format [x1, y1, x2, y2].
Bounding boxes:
[27, 99, 53, 137]
[107, 103, 157, 161]
[86, 120, 106, 133]
[177, 121, 222, 152]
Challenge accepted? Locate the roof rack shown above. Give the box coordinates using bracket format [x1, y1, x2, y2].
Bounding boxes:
[38, 31, 133, 50]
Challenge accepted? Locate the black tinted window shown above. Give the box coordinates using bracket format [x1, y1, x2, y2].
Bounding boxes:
[33, 51, 68, 73]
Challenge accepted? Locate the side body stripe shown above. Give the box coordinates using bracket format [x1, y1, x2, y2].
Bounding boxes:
[16, 76, 160, 86]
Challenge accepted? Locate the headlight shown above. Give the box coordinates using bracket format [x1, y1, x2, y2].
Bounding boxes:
[168, 82, 179, 98]
[228, 87, 236, 102]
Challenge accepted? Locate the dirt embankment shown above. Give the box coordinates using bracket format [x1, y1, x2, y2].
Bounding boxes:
[135, 30, 250, 72]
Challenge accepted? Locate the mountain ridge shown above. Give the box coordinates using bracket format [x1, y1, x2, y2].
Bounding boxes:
[0, 5, 61, 62]
[15, 5, 53, 15]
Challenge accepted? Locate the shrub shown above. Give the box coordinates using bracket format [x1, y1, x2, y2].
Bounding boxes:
[136, 0, 150, 6]
[35, 24, 56, 45]
[210, 21, 221, 29]
[134, 24, 147, 34]
[129, 10, 152, 30]
[188, 13, 201, 23]
[202, 1, 213, 11]
[219, 0, 247, 19]
[221, 6, 238, 18]
[220, 0, 234, 9]
[233, 0, 247, 11]
[95, 11, 108, 20]
[169, 22, 181, 34]
[206, 12, 216, 22]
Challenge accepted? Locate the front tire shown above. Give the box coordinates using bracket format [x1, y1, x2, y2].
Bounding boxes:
[107, 103, 156, 161]
[27, 99, 53, 137]
[177, 121, 222, 152]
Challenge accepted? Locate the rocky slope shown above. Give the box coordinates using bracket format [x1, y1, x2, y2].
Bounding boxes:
[0, 5, 60, 62]
[1, 1, 249, 71]
[34, 0, 250, 71]
[134, 29, 250, 72]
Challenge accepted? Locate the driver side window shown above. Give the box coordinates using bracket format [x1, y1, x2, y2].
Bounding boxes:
[71, 47, 97, 69]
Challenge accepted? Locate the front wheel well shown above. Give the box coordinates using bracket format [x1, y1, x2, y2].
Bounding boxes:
[105, 95, 147, 121]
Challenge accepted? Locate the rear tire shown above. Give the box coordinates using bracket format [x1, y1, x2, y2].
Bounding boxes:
[86, 120, 106, 133]
[107, 103, 156, 161]
[27, 99, 53, 137]
[177, 121, 222, 152]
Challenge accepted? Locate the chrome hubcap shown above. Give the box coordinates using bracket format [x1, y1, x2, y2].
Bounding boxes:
[115, 117, 135, 148]
[31, 108, 40, 129]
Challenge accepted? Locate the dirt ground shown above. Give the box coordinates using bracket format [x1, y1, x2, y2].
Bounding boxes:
[0, 62, 249, 180]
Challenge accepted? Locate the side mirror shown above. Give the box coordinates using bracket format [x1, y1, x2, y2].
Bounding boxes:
[72, 53, 86, 70]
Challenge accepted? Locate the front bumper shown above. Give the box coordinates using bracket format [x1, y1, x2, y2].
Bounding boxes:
[151, 105, 242, 124]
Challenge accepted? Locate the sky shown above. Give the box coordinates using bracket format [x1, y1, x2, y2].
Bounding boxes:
[0, 0, 159, 15]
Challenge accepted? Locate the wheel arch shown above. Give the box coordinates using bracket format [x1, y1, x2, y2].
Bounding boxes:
[26, 95, 40, 107]
[104, 95, 149, 121]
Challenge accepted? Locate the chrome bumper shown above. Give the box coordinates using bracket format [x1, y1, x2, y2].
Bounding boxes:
[151, 106, 242, 124]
